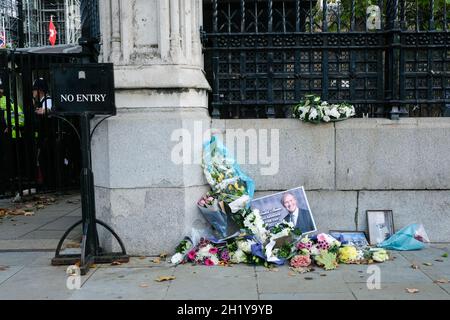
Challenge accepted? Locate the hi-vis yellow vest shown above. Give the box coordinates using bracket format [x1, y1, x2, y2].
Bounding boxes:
[0, 96, 25, 139]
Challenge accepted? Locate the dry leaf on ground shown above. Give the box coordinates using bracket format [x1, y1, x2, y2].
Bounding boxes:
[138, 256, 146, 260]
[155, 276, 176, 282]
[406, 288, 420, 294]
[434, 279, 449, 284]
[304, 277, 314, 280]
[423, 262, 433, 266]
[0, 266, 9, 271]
[111, 261, 122, 266]
[159, 253, 168, 259]
[434, 259, 444, 263]
[24, 211, 35, 216]
[139, 283, 149, 288]
[152, 257, 161, 264]
[411, 264, 420, 269]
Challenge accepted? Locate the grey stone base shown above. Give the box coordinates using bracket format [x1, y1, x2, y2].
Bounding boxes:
[95, 185, 210, 255]
[255, 190, 450, 243]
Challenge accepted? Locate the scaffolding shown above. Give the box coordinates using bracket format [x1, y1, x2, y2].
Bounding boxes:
[23, 0, 81, 47]
[0, 0, 19, 47]
[1, 0, 81, 48]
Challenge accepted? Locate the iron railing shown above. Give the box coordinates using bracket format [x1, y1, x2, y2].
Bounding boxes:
[202, 0, 450, 119]
[0, 48, 90, 197]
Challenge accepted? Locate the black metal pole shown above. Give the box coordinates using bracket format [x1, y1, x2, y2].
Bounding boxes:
[79, 112, 98, 258]
[17, 0, 24, 48]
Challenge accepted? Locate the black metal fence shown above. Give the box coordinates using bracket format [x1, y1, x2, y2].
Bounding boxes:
[0, 49, 89, 198]
[202, 0, 450, 119]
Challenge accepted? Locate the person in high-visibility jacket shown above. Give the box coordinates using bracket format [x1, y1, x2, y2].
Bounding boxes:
[0, 78, 25, 139]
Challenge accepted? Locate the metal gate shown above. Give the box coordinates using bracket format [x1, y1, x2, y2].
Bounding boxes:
[0, 48, 89, 198]
[202, 0, 450, 119]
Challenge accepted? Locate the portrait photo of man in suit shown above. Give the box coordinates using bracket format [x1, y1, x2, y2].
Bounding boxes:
[281, 192, 316, 234]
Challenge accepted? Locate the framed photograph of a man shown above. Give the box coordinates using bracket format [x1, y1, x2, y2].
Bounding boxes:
[250, 187, 317, 235]
[367, 210, 394, 245]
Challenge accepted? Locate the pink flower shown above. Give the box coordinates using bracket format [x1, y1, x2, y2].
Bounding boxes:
[198, 199, 206, 207]
[204, 258, 215, 266]
[290, 255, 311, 268]
[187, 250, 197, 261]
[209, 247, 218, 254]
[317, 234, 327, 242]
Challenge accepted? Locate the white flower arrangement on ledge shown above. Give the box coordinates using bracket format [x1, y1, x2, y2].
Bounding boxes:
[292, 94, 356, 124]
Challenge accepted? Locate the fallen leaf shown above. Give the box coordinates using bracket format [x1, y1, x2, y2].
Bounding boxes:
[434, 279, 449, 284]
[270, 268, 279, 272]
[138, 256, 146, 260]
[24, 211, 35, 216]
[155, 276, 175, 282]
[9, 209, 26, 216]
[442, 253, 448, 258]
[320, 274, 327, 277]
[111, 261, 122, 266]
[152, 257, 161, 264]
[139, 283, 149, 288]
[159, 253, 168, 259]
[434, 259, 444, 263]
[304, 277, 314, 280]
[406, 288, 419, 294]
[411, 264, 420, 269]
[288, 272, 296, 277]
[423, 262, 433, 266]
[0, 266, 9, 271]
[65, 242, 81, 248]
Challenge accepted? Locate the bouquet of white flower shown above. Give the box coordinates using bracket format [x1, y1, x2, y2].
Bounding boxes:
[292, 94, 356, 124]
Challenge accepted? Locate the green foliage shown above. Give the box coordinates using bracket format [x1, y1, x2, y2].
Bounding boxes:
[175, 239, 192, 254]
[314, 251, 338, 270]
[292, 228, 302, 237]
[277, 243, 294, 259]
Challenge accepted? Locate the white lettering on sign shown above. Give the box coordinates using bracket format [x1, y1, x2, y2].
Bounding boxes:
[60, 94, 107, 103]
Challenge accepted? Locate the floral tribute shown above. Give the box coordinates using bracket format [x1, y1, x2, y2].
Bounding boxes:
[292, 94, 356, 124]
[170, 136, 390, 270]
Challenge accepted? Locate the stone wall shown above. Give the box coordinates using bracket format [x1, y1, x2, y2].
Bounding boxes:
[213, 118, 450, 243]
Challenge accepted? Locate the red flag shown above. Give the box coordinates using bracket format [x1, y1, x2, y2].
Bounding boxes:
[49, 16, 57, 46]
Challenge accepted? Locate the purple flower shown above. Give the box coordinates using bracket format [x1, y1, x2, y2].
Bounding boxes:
[220, 249, 230, 262]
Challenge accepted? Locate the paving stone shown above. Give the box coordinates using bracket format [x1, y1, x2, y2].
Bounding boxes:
[70, 267, 174, 300]
[166, 264, 257, 300]
[259, 292, 355, 300]
[0, 266, 89, 300]
[40, 216, 82, 231]
[348, 283, 450, 300]
[0, 266, 24, 285]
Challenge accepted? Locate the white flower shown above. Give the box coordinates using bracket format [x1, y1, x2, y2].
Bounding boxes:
[310, 245, 320, 256]
[209, 255, 220, 265]
[309, 108, 318, 120]
[329, 107, 340, 118]
[243, 209, 269, 244]
[237, 240, 255, 254]
[170, 252, 184, 264]
[323, 115, 331, 122]
[197, 245, 212, 259]
[230, 249, 247, 264]
[345, 105, 355, 117]
[228, 195, 250, 213]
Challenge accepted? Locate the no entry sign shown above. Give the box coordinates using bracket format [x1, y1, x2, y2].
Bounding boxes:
[50, 63, 116, 115]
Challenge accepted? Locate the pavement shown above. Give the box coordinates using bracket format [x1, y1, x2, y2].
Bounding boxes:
[0, 246, 448, 300]
[0, 193, 82, 251]
[0, 193, 449, 300]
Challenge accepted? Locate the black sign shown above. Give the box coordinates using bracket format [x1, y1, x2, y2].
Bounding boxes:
[50, 63, 116, 115]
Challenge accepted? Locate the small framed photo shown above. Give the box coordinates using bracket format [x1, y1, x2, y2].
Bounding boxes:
[366, 210, 394, 245]
[329, 230, 369, 248]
